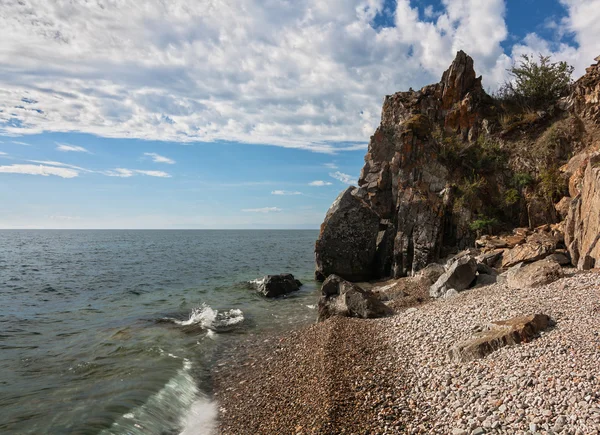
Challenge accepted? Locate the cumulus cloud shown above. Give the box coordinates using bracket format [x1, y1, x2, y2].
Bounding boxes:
[329, 171, 357, 185]
[271, 190, 302, 195]
[144, 152, 175, 164]
[0, 0, 595, 151]
[0, 163, 78, 178]
[309, 180, 333, 186]
[56, 143, 90, 153]
[242, 207, 283, 213]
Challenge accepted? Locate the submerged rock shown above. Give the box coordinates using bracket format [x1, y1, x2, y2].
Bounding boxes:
[450, 314, 551, 362]
[252, 274, 302, 298]
[315, 187, 380, 282]
[317, 275, 392, 322]
[429, 255, 477, 298]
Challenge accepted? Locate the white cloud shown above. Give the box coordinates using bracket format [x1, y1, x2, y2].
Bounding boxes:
[144, 152, 175, 164]
[0, 151, 7, 155]
[104, 168, 171, 178]
[0, 163, 78, 178]
[56, 143, 90, 153]
[27, 160, 90, 172]
[135, 170, 171, 178]
[0, 0, 595, 152]
[329, 171, 357, 185]
[271, 190, 302, 195]
[242, 207, 283, 213]
[49, 215, 80, 221]
[11, 141, 30, 146]
[324, 163, 338, 169]
[309, 180, 333, 186]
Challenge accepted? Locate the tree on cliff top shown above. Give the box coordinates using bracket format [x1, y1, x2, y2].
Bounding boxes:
[497, 54, 574, 111]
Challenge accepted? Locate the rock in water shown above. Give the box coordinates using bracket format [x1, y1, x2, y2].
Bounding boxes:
[317, 275, 392, 322]
[315, 187, 380, 282]
[429, 255, 477, 298]
[253, 274, 302, 298]
[449, 314, 551, 362]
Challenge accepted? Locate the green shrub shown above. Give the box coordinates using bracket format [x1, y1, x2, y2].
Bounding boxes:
[512, 172, 534, 189]
[469, 217, 500, 234]
[538, 167, 566, 202]
[504, 188, 520, 206]
[497, 54, 574, 111]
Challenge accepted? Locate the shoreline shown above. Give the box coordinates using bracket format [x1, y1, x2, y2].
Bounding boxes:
[212, 271, 600, 434]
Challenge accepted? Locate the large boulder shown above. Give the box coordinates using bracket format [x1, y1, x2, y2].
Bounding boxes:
[252, 274, 302, 298]
[501, 231, 559, 268]
[318, 275, 392, 322]
[450, 314, 551, 362]
[506, 259, 563, 289]
[315, 187, 380, 282]
[429, 255, 477, 298]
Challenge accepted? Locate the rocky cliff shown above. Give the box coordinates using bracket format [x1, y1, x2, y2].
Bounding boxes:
[316, 51, 600, 282]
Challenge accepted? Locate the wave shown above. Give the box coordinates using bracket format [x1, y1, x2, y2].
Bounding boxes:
[163, 303, 244, 332]
[99, 358, 208, 435]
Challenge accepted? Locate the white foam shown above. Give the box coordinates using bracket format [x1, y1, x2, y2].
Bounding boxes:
[306, 304, 316, 309]
[171, 304, 244, 331]
[178, 396, 218, 435]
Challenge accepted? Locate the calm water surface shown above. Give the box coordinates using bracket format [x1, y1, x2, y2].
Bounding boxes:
[0, 230, 320, 434]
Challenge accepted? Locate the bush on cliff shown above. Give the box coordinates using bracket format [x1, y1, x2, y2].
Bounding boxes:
[497, 53, 574, 111]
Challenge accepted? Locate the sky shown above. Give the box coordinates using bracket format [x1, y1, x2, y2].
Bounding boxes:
[0, 0, 599, 229]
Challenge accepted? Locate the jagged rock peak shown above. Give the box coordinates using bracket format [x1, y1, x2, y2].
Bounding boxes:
[440, 50, 483, 109]
[570, 55, 600, 123]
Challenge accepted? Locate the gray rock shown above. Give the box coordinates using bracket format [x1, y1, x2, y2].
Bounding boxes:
[430, 256, 478, 298]
[317, 274, 393, 322]
[474, 273, 497, 287]
[253, 274, 302, 298]
[416, 262, 446, 284]
[315, 187, 381, 282]
[506, 259, 563, 289]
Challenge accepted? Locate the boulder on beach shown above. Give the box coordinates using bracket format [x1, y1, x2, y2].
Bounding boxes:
[429, 255, 477, 298]
[315, 187, 381, 282]
[318, 274, 392, 322]
[252, 274, 302, 298]
[450, 314, 551, 362]
[506, 259, 563, 289]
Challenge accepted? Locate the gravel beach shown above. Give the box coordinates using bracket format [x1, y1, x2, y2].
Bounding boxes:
[215, 271, 600, 434]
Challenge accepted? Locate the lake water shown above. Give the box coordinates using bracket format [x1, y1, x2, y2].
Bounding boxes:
[0, 230, 320, 434]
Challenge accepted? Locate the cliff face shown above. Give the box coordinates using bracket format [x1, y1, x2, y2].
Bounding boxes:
[354, 51, 493, 277]
[316, 51, 600, 282]
[564, 56, 600, 269]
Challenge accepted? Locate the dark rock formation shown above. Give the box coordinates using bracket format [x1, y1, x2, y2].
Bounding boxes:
[315, 187, 380, 282]
[252, 274, 302, 298]
[318, 275, 392, 322]
[450, 314, 551, 362]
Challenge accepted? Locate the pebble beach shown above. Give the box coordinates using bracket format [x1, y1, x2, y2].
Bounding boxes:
[215, 271, 600, 434]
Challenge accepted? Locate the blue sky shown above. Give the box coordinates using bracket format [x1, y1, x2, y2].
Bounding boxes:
[1, 0, 598, 229]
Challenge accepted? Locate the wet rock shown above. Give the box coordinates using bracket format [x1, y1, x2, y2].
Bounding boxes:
[430, 255, 477, 298]
[449, 314, 551, 362]
[506, 259, 563, 289]
[253, 274, 302, 298]
[315, 187, 380, 282]
[317, 275, 393, 322]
